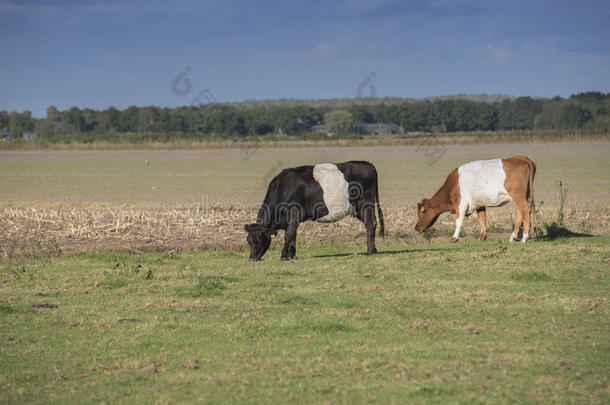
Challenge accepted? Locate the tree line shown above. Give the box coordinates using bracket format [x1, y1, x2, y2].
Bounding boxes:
[1, 92, 608, 142]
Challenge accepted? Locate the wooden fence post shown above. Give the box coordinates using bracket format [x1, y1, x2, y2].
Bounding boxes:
[557, 181, 564, 226]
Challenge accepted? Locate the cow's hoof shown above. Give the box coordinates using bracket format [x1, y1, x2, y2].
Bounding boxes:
[479, 234, 487, 241]
[450, 237, 458, 243]
[280, 256, 289, 261]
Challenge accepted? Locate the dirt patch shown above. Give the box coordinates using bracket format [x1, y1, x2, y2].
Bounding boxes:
[117, 318, 139, 324]
[32, 303, 58, 309]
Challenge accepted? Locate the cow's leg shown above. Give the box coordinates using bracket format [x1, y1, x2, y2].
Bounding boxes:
[519, 200, 530, 243]
[362, 202, 377, 255]
[476, 207, 487, 241]
[288, 234, 297, 258]
[281, 222, 298, 260]
[451, 202, 468, 243]
[509, 202, 525, 242]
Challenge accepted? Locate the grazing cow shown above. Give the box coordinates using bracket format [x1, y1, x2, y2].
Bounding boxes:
[415, 156, 536, 243]
[245, 161, 385, 261]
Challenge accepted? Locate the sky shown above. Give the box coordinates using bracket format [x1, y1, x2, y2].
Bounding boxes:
[1, 0, 609, 117]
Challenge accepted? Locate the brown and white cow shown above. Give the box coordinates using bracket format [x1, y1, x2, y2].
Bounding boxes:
[415, 156, 536, 243]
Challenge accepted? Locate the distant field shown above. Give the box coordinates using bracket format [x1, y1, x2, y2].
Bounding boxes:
[1, 141, 609, 207]
[1, 237, 608, 403]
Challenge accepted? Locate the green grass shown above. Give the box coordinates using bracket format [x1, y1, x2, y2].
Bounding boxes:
[1, 236, 608, 403]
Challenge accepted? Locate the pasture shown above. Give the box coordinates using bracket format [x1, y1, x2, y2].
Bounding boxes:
[1, 238, 608, 403]
[1, 140, 609, 403]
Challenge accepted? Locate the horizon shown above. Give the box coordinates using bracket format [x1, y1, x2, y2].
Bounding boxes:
[6, 91, 608, 116]
[2, 0, 609, 118]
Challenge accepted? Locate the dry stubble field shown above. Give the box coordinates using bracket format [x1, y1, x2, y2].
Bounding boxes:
[0, 140, 609, 257]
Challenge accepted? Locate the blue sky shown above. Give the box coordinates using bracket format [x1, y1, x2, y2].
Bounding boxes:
[1, 0, 609, 117]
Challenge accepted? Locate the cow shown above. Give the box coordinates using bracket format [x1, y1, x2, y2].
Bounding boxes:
[415, 156, 536, 243]
[245, 161, 385, 261]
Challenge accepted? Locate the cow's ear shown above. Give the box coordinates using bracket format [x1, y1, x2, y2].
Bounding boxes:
[244, 223, 261, 233]
[265, 230, 277, 238]
[423, 198, 431, 209]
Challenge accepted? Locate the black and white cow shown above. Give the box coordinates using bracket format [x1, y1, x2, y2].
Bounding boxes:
[245, 161, 385, 261]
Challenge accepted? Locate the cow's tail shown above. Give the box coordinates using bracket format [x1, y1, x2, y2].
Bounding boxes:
[375, 172, 385, 241]
[528, 158, 537, 226]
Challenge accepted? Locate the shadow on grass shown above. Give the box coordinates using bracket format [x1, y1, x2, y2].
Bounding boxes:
[312, 247, 455, 258]
[539, 222, 593, 241]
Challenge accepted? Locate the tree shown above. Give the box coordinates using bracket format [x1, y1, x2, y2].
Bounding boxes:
[508, 97, 542, 130]
[7, 110, 34, 137]
[453, 100, 478, 131]
[324, 110, 352, 135]
[534, 100, 593, 129]
[1, 91, 604, 140]
[37, 105, 60, 138]
[495, 99, 513, 130]
[21, 110, 35, 132]
[94, 110, 110, 133]
[349, 105, 375, 124]
[119, 106, 139, 132]
[81, 108, 97, 132]
[206, 105, 246, 136]
[559, 103, 592, 128]
[105, 106, 120, 131]
[243, 107, 274, 135]
[61, 107, 83, 133]
[268, 107, 301, 134]
[138, 106, 159, 132]
[0, 111, 10, 130]
[475, 103, 498, 131]
[46, 106, 59, 123]
[534, 100, 563, 129]
[399, 101, 431, 131]
[435, 100, 456, 132]
[9, 111, 23, 137]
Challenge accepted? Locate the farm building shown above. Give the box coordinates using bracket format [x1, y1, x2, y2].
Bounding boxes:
[22, 131, 39, 141]
[0, 128, 10, 142]
[309, 122, 405, 135]
[356, 123, 405, 135]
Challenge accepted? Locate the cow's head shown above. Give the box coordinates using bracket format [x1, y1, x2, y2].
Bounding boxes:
[415, 198, 440, 232]
[244, 224, 275, 261]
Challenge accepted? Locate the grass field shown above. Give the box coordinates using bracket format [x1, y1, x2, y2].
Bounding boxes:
[1, 236, 608, 403]
[1, 140, 609, 403]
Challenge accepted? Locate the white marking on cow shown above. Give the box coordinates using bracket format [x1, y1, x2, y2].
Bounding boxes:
[313, 163, 354, 222]
[459, 159, 512, 213]
[453, 159, 512, 240]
